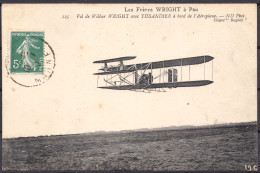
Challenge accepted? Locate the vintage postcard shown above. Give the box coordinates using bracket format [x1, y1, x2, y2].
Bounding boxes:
[2, 4, 257, 171]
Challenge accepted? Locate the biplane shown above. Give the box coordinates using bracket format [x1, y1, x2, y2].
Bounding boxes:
[93, 56, 214, 92]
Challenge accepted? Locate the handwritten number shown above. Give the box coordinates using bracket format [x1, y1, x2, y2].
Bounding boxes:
[245, 165, 258, 171]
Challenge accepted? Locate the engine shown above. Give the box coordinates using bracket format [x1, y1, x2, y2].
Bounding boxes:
[138, 73, 153, 85]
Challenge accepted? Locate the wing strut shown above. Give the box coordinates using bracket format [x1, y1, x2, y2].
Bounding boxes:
[189, 65, 190, 81]
[151, 62, 153, 84]
[97, 70, 100, 87]
[159, 68, 161, 83]
[212, 59, 213, 81]
[106, 74, 108, 86]
[181, 58, 183, 81]
[163, 60, 165, 83]
[204, 56, 206, 80]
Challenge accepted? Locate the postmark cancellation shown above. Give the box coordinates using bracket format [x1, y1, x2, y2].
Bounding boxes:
[5, 31, 55, 87]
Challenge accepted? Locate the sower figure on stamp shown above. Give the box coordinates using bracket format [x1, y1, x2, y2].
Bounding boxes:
[16, 34, 40, 71]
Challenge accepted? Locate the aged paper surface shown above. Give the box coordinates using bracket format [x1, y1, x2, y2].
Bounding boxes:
[2, 4, 257, 171]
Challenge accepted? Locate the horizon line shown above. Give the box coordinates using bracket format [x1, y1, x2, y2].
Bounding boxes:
[3, 121, 257, 140]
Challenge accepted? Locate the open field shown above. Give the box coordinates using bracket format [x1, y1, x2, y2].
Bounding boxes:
[2, 122, 258, 171]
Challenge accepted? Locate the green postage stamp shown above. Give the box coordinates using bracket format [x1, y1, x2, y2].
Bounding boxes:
[10, 32, 44, 73]
[7, 31, 55, 87]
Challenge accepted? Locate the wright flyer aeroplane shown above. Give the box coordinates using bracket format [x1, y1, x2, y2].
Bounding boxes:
[93, 56, 214, 92]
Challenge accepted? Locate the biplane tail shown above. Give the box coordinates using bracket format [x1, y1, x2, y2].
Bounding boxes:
[93, 56, 136, 64]
[94, 56, 136, 72]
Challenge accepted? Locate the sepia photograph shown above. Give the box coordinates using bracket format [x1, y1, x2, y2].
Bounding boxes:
[2, 3, 258, 171]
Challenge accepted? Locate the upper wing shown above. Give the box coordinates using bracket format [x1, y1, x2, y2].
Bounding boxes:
[146, 55, 214, 69]
[94, 55, 214, 75]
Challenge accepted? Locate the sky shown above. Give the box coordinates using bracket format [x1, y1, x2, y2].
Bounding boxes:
[2, 4, 257, 138]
